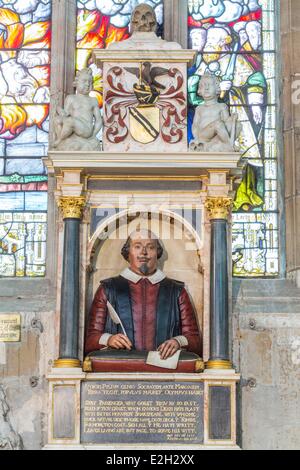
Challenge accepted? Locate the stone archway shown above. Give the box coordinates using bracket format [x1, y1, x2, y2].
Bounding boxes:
[87, 208, 205, 335]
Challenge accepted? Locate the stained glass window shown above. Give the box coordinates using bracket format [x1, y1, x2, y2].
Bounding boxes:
[0, 1, 51, 277]
[76, 0, 164, 107]
[188, 0, 278, 277]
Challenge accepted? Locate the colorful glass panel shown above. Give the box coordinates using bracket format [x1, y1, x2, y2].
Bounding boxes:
[76, 0, 164, 107]
[188, 0, 278, 276]
[0, 1, 51, 277]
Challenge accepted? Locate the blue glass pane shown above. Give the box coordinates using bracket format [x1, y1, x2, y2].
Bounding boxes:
[0, 192, 24, 211]
[25, 192, 48, 211]
[6, 159, 46, 176]
[6, 144, 48, 158]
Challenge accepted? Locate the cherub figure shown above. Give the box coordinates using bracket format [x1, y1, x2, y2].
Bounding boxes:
[53, 68, 102, 151]
[189, 73, 241, 152]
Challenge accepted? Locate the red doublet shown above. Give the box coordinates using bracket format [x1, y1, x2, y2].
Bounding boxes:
[130, 278, 159, 351]
[85, 278, 202, 356]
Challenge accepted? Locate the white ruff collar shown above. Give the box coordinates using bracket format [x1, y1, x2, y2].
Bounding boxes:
[120, 268, 166, 285]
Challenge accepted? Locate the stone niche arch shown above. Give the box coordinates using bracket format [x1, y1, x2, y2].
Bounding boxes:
[86, 209, 204, 338]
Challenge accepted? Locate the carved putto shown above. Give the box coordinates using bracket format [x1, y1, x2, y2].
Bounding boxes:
[189, 73, 241, 152]
[130, 3, 157, 33]
[53, 68, 102, 151]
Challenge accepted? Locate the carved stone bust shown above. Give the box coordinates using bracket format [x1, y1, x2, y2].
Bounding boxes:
[130, 3, 157, 33]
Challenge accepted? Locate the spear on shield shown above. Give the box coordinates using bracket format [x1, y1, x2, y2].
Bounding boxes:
[220, 41, 240, 100]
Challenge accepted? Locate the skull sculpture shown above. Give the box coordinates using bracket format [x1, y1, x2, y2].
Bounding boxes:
[130, 3, 157, 33]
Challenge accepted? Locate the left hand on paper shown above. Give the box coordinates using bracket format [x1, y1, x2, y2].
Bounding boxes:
[157, 339, 180, 359]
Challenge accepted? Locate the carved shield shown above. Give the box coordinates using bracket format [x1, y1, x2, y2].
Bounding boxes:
[129, 106, 160, 144]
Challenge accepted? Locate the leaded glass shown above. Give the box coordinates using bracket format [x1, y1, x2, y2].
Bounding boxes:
[0, 212, 47, 277]
[188, 0, 279, 277]
[0, 1, 51, 277]
[76, 0, 164, 107]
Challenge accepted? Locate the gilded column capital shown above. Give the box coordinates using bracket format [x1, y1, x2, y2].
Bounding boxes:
[58, 196, 86, 219]
[205, 196, 232, 220]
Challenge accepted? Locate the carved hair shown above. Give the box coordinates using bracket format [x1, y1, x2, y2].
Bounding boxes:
[130, 3, 157, 33]
[73, 68, 93, 88]
[121, 229, 163, 261]
[198, 72, 221, 96]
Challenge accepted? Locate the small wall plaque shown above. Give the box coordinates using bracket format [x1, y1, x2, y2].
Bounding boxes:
[0, 314, 21, 342]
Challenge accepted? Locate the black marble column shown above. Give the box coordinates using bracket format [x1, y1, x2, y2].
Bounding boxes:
[205, 197, 232, 370]
[54, 197, 85, 368]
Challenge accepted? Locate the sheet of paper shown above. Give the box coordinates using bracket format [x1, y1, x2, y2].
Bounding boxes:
[146, 350, 180, 370]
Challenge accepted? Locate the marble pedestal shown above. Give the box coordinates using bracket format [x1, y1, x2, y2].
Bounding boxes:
[46, 370, 240, 450]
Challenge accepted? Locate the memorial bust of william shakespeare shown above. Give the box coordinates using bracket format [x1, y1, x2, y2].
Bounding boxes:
[85, 230, 202, 360]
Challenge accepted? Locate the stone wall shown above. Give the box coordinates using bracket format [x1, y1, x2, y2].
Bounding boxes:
[232, 279, 300, 450]
[0, 281, 56, 449]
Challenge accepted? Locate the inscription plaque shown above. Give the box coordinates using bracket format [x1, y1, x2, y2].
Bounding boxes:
[0, 314, 21, 342]
[81, 380, 204, 444]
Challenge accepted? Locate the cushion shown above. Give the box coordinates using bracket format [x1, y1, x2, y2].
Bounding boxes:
[83, 349, 204, 373]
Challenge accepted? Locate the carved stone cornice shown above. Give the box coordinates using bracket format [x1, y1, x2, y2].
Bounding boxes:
[58, 196, 86, 219]
[205, 197, 232, 220]
[46, 151, 242, 178]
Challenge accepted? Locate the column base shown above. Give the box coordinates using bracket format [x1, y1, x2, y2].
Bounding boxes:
[83, 356, 92, 372]
[205, 359, 232, 370]
[53, 358, 82, 368]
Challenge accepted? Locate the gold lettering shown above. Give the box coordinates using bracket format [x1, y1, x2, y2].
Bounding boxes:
[0, 315, 21, 342]
[82, 381, 203, 441]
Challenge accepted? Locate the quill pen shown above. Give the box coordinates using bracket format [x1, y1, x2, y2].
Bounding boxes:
[106, 301, 127, 336]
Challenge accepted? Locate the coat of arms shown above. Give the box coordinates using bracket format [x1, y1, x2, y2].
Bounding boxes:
[104, 62, 186, 146]
[127, 62, 168, 144]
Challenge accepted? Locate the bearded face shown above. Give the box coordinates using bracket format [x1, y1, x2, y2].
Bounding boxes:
[130, 4, 157, 33]
[127, 230, 159, 276]
[202, 27, 232, 64]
